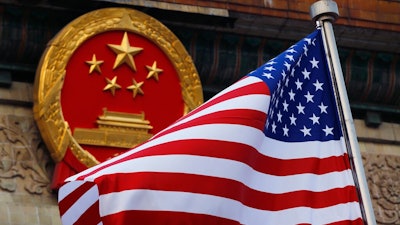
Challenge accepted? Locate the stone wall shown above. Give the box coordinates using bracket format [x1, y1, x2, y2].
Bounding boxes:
[0, 81, 399, 224]
[355, 120, 400, 224]
[0, 82, 61, 225]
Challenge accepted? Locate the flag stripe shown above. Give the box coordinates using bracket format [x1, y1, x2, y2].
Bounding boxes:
[99, 190, 362, 225]
[73, 200, 101, 225]
[327, 218, 364, 225]
[90, 154, 355, 194]
[101, 210, 238, 225]
[96, 172, 360, 210]
[101, 211, 364, 225]
[260, 136, 348, 159]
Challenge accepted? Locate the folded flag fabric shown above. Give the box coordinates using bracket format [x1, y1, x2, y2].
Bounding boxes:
[58, 28, 364, 225]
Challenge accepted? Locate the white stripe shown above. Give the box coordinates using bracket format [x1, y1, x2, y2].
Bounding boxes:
[152, 93, 270, 139]
[99, 190, 362, 225]
[260, 136, 348, 159]
[84, 155, 355, 194]
[58, 180, 86, 202]
[67, 123, 348, 182]
[60, 183, 99, 225]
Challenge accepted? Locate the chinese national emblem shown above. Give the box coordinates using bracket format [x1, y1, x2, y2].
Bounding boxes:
[33, 8, 203, 188]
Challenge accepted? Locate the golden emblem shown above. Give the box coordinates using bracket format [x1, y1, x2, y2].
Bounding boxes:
[33, 8, 203, 170]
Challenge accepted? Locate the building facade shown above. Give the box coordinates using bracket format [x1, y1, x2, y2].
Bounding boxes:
[0, 0, 399, 224]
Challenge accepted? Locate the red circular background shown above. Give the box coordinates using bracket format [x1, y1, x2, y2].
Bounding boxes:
[61, 30, 184, 162]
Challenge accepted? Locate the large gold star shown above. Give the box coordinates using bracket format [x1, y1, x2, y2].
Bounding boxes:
[146, 61, 163, 81]
[126, 79, 144, 98]
[107, 32, 143, 71]
[85, 54, 104, 74]
[103, 76, 121, 96]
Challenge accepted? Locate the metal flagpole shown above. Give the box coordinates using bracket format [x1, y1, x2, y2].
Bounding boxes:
[310, 1, 377, 225]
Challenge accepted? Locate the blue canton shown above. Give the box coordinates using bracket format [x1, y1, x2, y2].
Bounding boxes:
[249, 29, 342, 142]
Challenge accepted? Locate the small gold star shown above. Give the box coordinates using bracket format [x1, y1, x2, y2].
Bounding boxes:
[107, 32, 143, 71]
[85, 54, 104, 74]
[126, 79, 144, 98]
[146, 61, 163, 81]
[103, 76, 121, 96]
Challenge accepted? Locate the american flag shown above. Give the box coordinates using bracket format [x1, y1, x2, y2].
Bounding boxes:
[58, 29, 364, 225]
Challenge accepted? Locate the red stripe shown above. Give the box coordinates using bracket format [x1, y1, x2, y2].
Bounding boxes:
[327, 218, 364, 225]
[101, 210, 239, 225]
[73, 200, 101, 225]
[58, 182, 95, 216]
[96, 172, 359, 211]
[284, 218, 364, 225]
[101, 211, 364, 225]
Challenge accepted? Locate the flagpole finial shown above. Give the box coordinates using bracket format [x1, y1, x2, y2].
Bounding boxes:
[310, 0, 339, 23]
